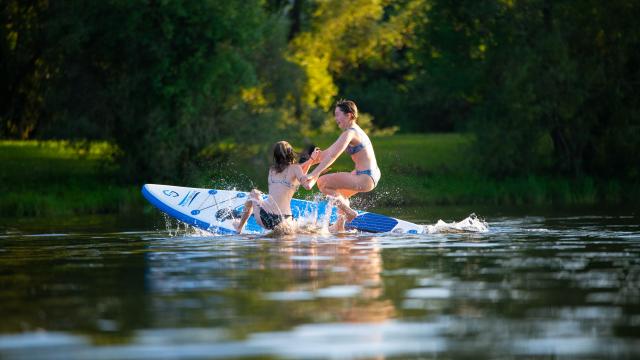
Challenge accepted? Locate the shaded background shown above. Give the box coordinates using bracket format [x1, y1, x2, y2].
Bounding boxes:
[1, 4, 639, 358]
[2, 0, 639, 215]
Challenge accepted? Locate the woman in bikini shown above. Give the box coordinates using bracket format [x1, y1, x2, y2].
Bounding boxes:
[234, 141, 319, 234]
[303, 99, 381, 231]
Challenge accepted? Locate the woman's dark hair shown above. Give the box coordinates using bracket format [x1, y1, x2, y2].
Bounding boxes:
[271, 141, 296, 173]
[335, 99, 358, 120]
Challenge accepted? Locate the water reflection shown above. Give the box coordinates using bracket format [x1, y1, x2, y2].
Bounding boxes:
[0, 232, 151, 337]
[0, 214, 639, 359]
[262, 235, 396, 323]
[144, 234, 395, 330]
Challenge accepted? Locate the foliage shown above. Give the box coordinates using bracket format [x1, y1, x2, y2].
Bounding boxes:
[285, 0, 422, 131]
[2, 0, 639, 184]
[0, 140, 139, 217]
[4, 136, 636, 218]
[408, 0, 640, 178]
[1, 0, 50, 139]
[2, 1, 296, 182]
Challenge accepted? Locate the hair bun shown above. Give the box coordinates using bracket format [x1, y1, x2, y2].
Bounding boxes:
[336, 99, 358, 119]
[298, 144, 318, 163]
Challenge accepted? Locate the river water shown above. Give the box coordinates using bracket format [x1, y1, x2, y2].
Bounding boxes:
[0, 208, 639, 359]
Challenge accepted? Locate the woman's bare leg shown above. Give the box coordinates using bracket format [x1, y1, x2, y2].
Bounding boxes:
[329, 213, 347, 232]
[317, 172, 374, 222]
[330, 189, 358, 232]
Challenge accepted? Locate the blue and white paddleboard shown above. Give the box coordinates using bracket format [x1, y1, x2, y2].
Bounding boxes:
[142, 184, 424, 235]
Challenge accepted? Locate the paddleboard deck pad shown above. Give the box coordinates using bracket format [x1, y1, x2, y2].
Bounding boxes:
[142, 184, 424, 235]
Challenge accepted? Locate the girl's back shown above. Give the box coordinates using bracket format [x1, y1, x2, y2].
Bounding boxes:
[264, 165, 301, 215]
[234, 141, 319, 234]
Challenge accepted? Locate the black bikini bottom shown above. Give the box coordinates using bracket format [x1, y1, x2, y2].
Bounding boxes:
[259, 208, 292, 230]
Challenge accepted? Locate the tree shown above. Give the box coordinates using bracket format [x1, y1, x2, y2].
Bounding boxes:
[285, 0, 422, 131]
[1, 0, 50, 139]
[407, 0, 640, 178]
[2, 1, 292, 182]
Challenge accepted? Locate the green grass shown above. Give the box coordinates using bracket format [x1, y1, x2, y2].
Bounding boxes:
[1, 135, 638, 217]
[0, 141, 141, 217]
[367, 134, 635, 206]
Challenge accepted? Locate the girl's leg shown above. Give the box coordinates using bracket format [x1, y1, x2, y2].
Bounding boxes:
[233, 200, 253, 234]
[249, 190, 267, 229]
[328, 196, 351, 232]
[329, 213, 347, 233]
[330, 189, 357, 232]
[251, 203, 266, 229]
[234, 190, 266, 233]
[317, 172, 374, 221]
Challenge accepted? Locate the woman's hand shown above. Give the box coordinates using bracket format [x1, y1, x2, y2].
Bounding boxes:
[303, 174, 318, 190]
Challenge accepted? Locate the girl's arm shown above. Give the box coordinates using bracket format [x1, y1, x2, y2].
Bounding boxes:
[293, 148, 321, 183]
[292, 165, 306, 184]
[299, 148, 321, 174]
[308, 131, 353, 179]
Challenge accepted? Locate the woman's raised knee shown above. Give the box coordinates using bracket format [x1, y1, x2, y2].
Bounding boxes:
[317, 176, 328, 191]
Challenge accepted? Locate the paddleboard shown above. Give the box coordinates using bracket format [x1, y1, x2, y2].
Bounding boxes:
[142, 184, 425, 235]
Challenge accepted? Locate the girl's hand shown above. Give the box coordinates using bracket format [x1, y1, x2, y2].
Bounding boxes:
[303, 175, 317, 190]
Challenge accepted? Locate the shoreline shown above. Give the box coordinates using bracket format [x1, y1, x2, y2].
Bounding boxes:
[2, 138, 638, 218]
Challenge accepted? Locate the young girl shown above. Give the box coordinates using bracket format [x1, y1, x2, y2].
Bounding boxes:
[303, 99, 380, 232]
[234, 141, 319, 234]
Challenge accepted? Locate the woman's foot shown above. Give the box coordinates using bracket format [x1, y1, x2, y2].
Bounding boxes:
[328, 195, 358, 222]
[329, 215, 346, 233]
[343, 207, 358, 222]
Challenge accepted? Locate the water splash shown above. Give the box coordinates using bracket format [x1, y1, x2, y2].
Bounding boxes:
[294, 194, 333, 235]
[424, 213, 489, 234]
[161, 213, 215, 237]
[205, 161, 257, 191]
[350, 187, 403, 211]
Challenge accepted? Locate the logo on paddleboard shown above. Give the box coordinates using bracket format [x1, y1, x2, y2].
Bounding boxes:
[163, 190, 180, 197]
[178, 191, 200, 207]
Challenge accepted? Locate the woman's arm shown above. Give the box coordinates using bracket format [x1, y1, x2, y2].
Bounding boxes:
[308, 131, 353, 179]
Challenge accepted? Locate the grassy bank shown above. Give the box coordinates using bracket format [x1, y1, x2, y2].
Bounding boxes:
[1, 136, 638, 217]
[0, 141, 141, 217]
[367, 134, 637, 207]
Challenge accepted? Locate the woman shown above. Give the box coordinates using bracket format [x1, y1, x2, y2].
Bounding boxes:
[303, 99, 380, 231]
[234, 141, 319, 234]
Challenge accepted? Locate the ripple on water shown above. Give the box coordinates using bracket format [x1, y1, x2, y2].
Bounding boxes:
[263, 290, 315, 301]
[316, 285, 363, 298]
[1, 214, 639, 359]
[406, 287, 451, 299]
